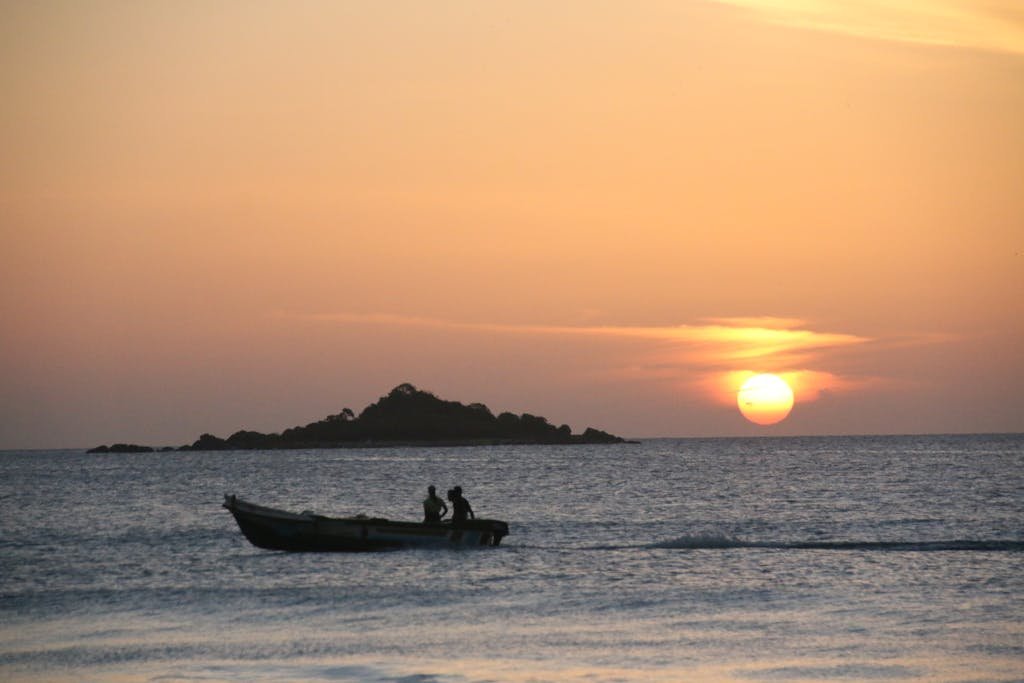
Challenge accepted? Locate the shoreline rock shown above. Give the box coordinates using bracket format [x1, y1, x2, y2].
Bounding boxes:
[87, 443, 155, 454]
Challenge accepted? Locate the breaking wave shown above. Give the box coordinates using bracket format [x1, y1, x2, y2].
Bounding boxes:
[650, 535, 1024, 552]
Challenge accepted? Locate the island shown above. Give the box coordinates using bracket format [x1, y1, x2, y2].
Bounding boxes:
[88, 383, 629, 452]
[87, 443, 156, 454]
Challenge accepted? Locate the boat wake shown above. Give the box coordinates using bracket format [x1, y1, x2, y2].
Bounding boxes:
[649, 535, 1024, 552]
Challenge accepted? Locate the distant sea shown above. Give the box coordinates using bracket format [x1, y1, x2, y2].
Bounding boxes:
[2, 434, 1022, 682]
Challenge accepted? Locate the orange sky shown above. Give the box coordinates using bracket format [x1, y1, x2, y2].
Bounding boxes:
[2, 1, 1022, 448]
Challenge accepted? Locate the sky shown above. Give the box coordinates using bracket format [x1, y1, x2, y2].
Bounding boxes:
[2, 1, 1022, 448]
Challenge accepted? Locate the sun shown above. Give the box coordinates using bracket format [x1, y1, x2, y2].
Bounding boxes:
[737, 373, 794, 426]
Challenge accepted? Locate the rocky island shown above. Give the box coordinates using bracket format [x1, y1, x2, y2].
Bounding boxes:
[88, 383, 628, 452]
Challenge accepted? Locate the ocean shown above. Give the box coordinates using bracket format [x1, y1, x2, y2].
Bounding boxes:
[1, 434, 1022, 682]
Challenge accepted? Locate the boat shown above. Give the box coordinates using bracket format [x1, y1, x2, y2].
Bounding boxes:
[223, 494, 509, 552]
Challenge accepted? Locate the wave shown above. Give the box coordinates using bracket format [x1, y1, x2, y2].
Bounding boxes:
[649, 535, 1024, 552]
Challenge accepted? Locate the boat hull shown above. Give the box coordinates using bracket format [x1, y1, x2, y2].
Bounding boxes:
[223, 495, 509, 552]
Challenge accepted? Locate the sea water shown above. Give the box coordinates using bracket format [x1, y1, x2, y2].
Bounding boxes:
[1, 434, 1022, 682]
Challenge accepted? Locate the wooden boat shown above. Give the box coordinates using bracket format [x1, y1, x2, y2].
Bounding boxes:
[223, 494, 509, 552]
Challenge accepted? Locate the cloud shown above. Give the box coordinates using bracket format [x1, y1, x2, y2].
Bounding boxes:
[296, 311, 869, 361]
[293, 310, 961, 414]
[713, 0, 1024, 56]
[294, 312, 873, 389]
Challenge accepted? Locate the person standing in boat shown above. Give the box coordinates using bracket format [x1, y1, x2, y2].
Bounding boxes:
[423, 485, 448, 523]
[448, 486, 474, 523]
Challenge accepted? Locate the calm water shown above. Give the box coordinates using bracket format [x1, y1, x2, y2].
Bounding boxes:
[1, 435, 1022, 682]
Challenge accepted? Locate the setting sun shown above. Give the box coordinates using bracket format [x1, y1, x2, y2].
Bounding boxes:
[738, 373, 795, 426]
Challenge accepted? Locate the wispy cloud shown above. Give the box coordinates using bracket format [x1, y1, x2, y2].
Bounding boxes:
[297, 311, 868, 364]
[295, 312, 876, 401]
[294, 311, 960, 408]
[713, 0, 1024, 56]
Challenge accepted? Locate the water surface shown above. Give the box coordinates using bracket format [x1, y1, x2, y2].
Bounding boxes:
[2, 434, 1022, 681]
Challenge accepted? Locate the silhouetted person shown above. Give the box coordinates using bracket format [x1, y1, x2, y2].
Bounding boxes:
[448, 485, 474, 523]
[423, 485, 448, 523]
